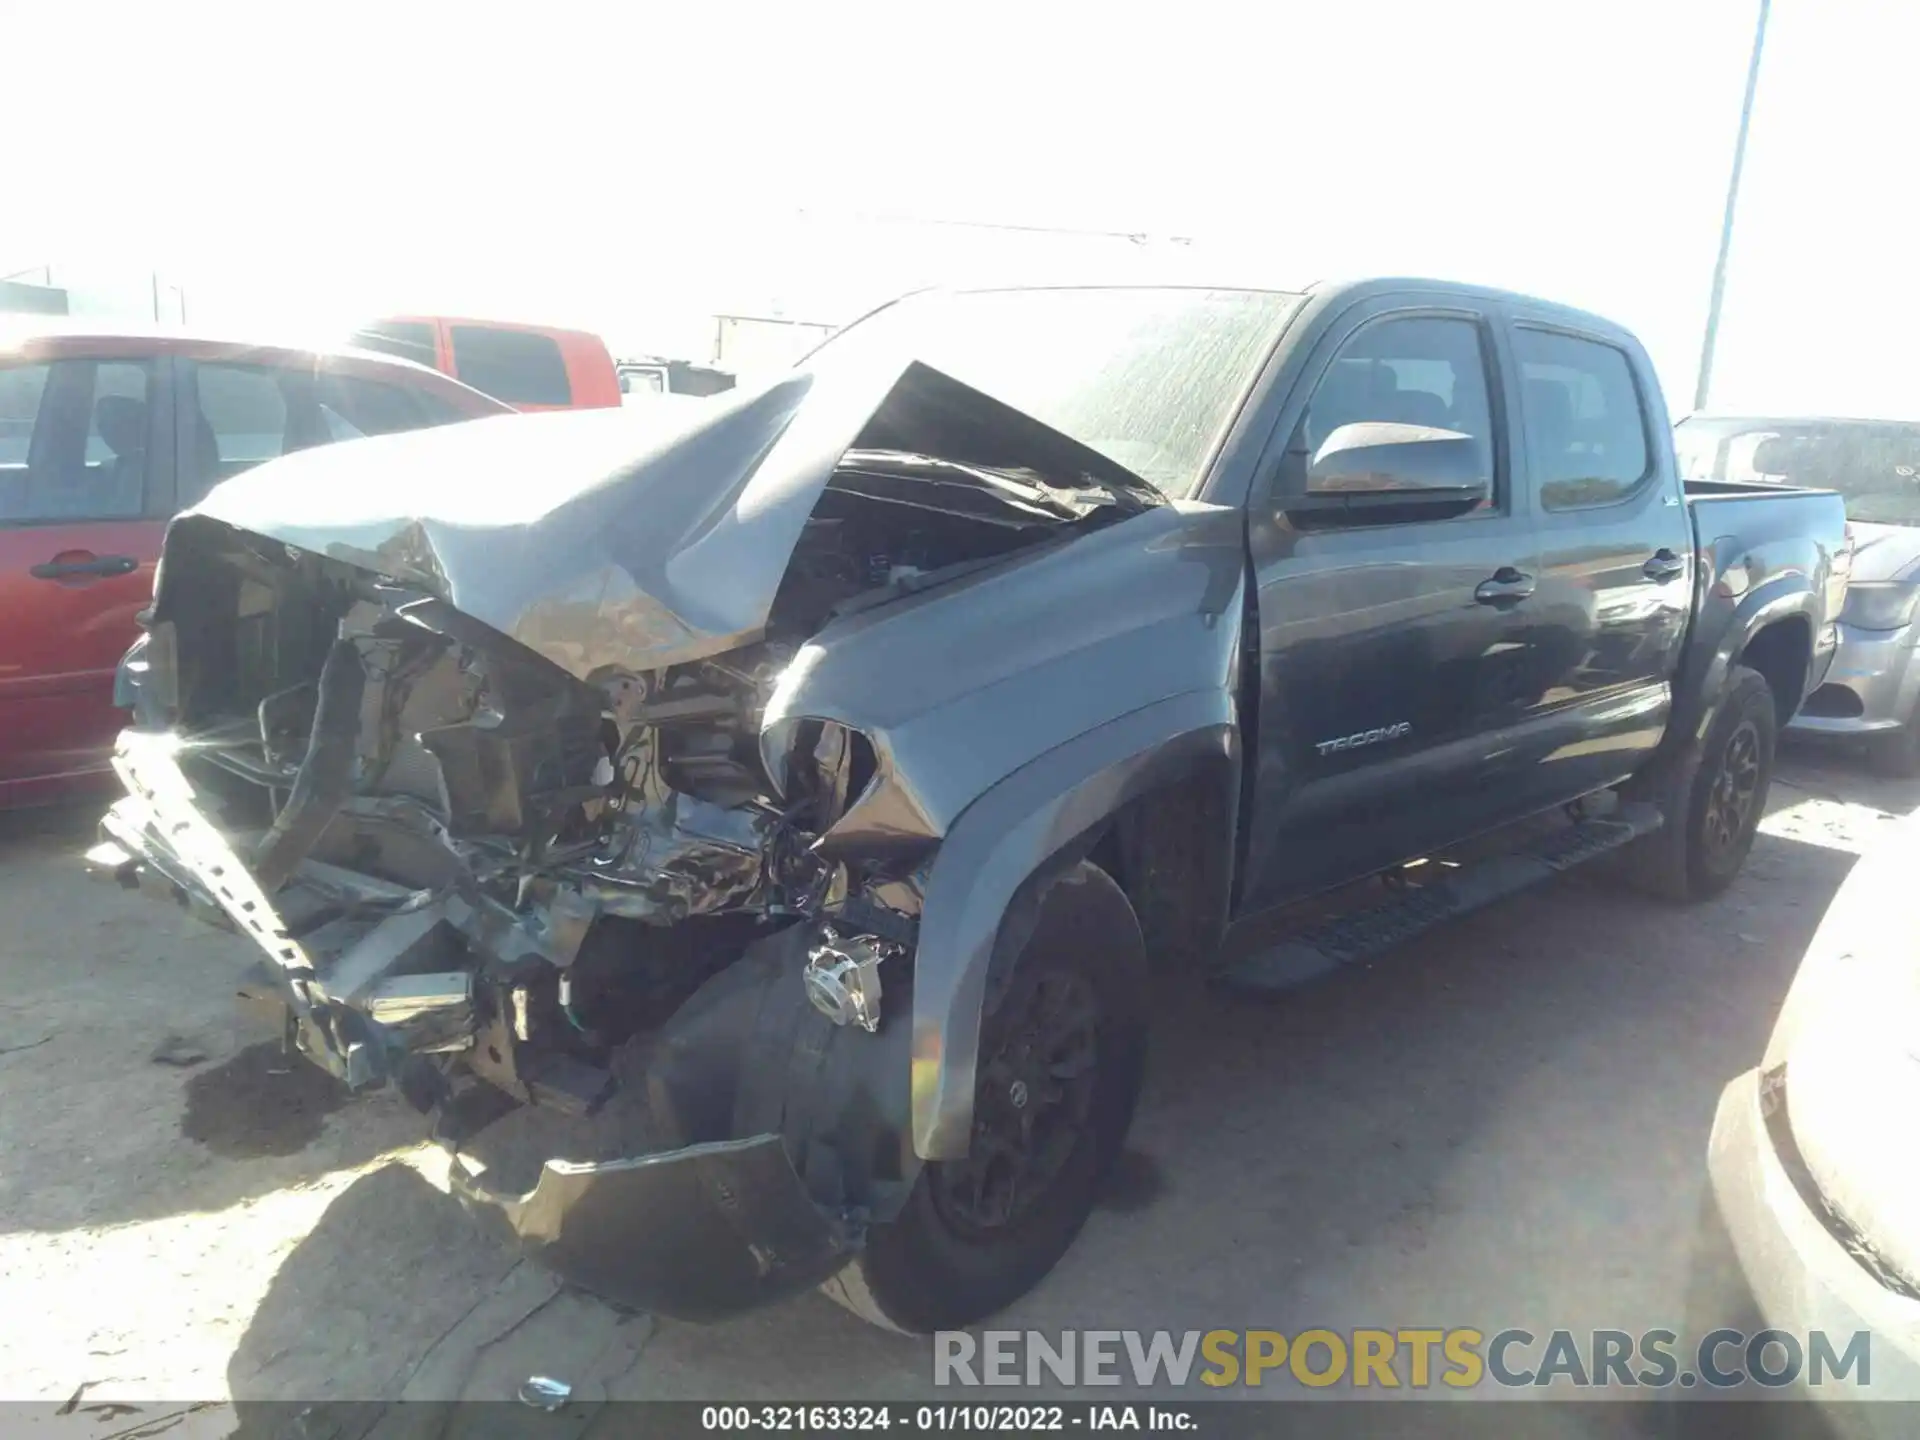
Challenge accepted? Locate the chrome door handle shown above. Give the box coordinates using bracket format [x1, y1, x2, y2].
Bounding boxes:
[1643, 549, 1687, 582]
[1475, 567, 1536, 604]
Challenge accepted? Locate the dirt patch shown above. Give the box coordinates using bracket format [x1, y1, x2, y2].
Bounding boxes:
[181, 1041, 347, 1158]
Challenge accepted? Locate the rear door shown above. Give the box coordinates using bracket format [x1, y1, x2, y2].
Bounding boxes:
[0, 351, 172, 802]
[1504, 318, 1694, 809]
[1240, 301, 1548, 910]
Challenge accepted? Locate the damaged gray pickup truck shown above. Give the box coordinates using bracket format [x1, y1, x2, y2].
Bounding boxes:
[91, 279, 1848, 1332]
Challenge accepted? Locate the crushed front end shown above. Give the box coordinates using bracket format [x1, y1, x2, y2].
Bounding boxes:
[89, 517, 928, 1318]
[88, 369, 1163, 1319]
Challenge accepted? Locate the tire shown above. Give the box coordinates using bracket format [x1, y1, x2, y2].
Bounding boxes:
[1618, 665, 1777, 903]
[821, 861, 1149, 1333]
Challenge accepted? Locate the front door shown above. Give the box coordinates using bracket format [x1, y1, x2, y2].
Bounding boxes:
[1240, 305, 1545, 912]
[0, 353, 170, 805]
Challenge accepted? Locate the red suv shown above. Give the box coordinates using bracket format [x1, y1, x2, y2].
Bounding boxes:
[0, 323, 510, 808]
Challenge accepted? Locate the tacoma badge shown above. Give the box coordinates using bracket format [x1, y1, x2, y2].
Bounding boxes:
[1315, 721, 1412, 756]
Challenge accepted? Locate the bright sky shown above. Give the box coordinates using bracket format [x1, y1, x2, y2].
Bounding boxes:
[8, 0, 1915, 417]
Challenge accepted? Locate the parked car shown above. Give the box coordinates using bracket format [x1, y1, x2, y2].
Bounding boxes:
[1706, 804, 1920, 1423]
[1679, 414, 1920, 774]
[0, 321, 510, 808]
[90, 279, 1845, 1332]
[349, 317, 621, 412]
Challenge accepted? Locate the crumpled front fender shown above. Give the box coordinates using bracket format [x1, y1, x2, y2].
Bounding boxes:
[911, 691, 1240, 1159]
[447, 1132, 860, 1323]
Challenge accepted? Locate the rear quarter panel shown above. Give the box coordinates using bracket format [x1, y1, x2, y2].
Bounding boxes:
[1667, 487, 1848, 753]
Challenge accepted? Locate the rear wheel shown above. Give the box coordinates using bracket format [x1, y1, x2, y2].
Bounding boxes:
[1617, 665, 1777, 902]
[820, 861, 1148, 1333]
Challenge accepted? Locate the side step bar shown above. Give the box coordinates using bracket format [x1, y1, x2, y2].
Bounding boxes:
[1220, 802, 1664, 993]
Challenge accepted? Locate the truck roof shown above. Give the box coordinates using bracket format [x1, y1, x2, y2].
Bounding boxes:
[906, 274, 1641, 344]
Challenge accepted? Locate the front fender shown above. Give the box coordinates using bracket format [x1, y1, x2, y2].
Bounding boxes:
[908, 690, 1239, 1159]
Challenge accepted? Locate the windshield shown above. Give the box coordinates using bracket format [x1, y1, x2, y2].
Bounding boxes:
[1677, 416, 1920, 527]
[807, 286, 1303, 499]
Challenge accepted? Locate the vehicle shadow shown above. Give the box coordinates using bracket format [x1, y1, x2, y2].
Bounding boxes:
[225, 1161, 520, 1414]
[0, 796, 101, 858]
[222, 780, 1865, 1408]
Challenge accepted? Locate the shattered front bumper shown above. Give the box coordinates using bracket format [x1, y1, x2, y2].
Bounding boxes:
[447, 1133, 861, 1321]
[85, 733, 480, 1088]
[87, 733, 891, 1322]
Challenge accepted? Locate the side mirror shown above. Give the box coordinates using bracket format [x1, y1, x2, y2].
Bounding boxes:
[1284, 421, 1490, 526]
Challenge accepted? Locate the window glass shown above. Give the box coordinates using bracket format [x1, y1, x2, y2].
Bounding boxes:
[312, 373, 471, 438]
[350, 321, 439, 369]
[0, 363, 49, 468]
[1514, 329, 1650, 511]
[317, 374, 427, 435]
[85, 363, 150, 463]
[321, 404, 365, 442]
[183, 363, 475, 504]
[450, 326, 571, 406]
[180, 363, 289, 504]
[1672, 418, 1724, 482]
[1293, 315, 1495, 503]
[197, 363, 289, 468]
[805, 287, 1300, 498]
[0, 359, 150, 522]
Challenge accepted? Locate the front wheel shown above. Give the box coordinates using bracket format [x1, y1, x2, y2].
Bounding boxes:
[820, 861, 1148, 1333]
[1618, 665, 1778, 902]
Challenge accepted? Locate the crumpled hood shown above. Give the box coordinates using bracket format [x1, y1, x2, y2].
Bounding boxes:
[1843, 521, 1920, 585]
[175, 363, 849, 680]
[173, 354, 1153, 682]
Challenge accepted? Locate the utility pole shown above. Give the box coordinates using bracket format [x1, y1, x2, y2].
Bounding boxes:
[1694, 0, 1771, 413]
